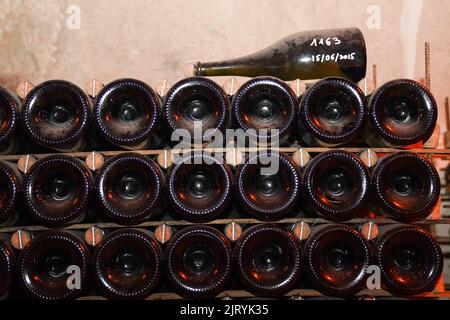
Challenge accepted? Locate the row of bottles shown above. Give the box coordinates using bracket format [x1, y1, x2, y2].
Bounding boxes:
[0, 76, 437, 154]
[0, 223, 442, 300]
[0, 150, 440, 227]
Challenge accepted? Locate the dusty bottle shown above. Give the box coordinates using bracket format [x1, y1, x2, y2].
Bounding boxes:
[21, 80, 91, 151]
[235, 151, 301, 220]
[367, 79, 437, 147]
[22, 155, 93, 227]
[0, 86, 21, 154]
[193, 28, 367, 83]
[299, 77, 367, 146]
[232, 77, 298, 145]
[303, 224, 372, 297]
[234, 224, 302, 296]
[302, 150, 370, 221]
[375, 225, 443, 296]
[0, 234, 15, 299]
[94, 78, 163, 150]
[92, 228, 163, 299]
[166, 152, 233, 222]
[18, 230, 90, 300]
[95, 153, 164, 224]
[372, 152, 440, 221]
[0, 161, 21, 226]
[164, 225, 233, 299]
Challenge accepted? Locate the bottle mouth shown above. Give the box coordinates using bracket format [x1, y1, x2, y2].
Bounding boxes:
[0, 162, 19, 223]
[0, 88, 19, 146]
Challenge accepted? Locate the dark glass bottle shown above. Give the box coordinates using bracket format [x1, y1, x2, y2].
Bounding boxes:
[0, 86, 21, 154]
[23, 155, 93, 227]
[0, 161, 21, 226]
[372, 152, 440, 221]
[18, 230, 90, 300]
[93, 228, 162, 299]
[232, 77, 298, 145]
[303, 224, 372, 297]
[234, 224, 302, 296]
[367, 79, 437, 147]
[194, 28, 367, 83]
[164, 225, 233, 299]
[302, 150, 370, 221]
[166, 152, 233, 222]
[0, 235, 15, 299]
[94, 79, 162, 150]
[375, 225, 443, 296]
[95, 153, 164, 224]
[299, 77, 367, 147]
[21, 80, 91, 151]
[162, 77, 229, 145]
[235, 151, 301, 220]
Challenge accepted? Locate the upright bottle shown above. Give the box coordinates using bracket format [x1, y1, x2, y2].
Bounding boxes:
[164, 225, 233, 299]
[93, 228, 163, 299]
[303, 224, 372, 297]
[372, 152, 440, 221]
[367, 79, 437, 147]
[235, 151, 301, 220]
[18, 230, 90, 300]
[0, 86, 21, 154]
[162, 77, 229, 145]
[232, 77, 298, 145]
[0, 161, 21, 226]
[302, 150, 370, 221]
[193, 28, 367, 83]
[94, 79, 163, 150]
[23, 155, 93, 227]
[234, 224, 302, 296]
[166, 152, 233, 222]
[95, 153, 164, 224]
[21, 80, 91, 152]
[0, 234, 15, 299]
[375, 225, 443, 296]
[299, 77, 367, 146]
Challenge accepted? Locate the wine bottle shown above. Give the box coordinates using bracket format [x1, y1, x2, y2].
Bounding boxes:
[95, 153, 164, 224]
[92, 228, 163, 299]
[162, 77, 229, 145]
[18, 230, 90, 300]
[94, 78, 163, 150]
[303, 224, 372, 297]
[372, 152, 440, 221]
[21, 80, 91, 151]
[166, 152, 233, 222]
[302, 150, 370, 221]
[367, 79, 437, 147]
[0, 235, 15, 299]
[22, 155, 93, 227]
[375, 225, 443, 296]
[0, 161, 21, 226]
[234, 224, 302, 296]
[193, 28, 367, 83]
[235, 151, 301, 220]
[232, 77, 298, 145]
[164, 225, 233, 299]
[0, 86, 21, 154]
[299, 77, 367, 147]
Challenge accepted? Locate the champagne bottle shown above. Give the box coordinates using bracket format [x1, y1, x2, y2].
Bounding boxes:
[22, 155, 93, 227]
[232, 77, 298, 145]
[234, 224, 302, 296]
[164, 225, 233, 299]
[18, 230, 90, 300]
[95, 153, 164, 224]
[303, 224, 372, 297]
[302, 150, 370, 221]
[235, 151, 301, 220]
[299, 77, 367, 146]
[92, 229, 163, 299]
[21, 80, 91, 151]
[0, 86, 21, 154]
[94, 79, 163, 150]
[367, 79, 437, 147]
[372, 152, 440, 221]
[0, 235, 15, 299]
[193, 28, 367, 83]
[0, 161, 21, 226]
[375, 225, 443, 296]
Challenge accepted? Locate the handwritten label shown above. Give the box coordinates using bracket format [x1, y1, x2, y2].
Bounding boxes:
[310, 37, 342, 47]
[311, 52, 356, 63]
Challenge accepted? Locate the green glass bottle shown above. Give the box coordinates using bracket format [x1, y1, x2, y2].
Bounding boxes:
[193, 28, 366, 83]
